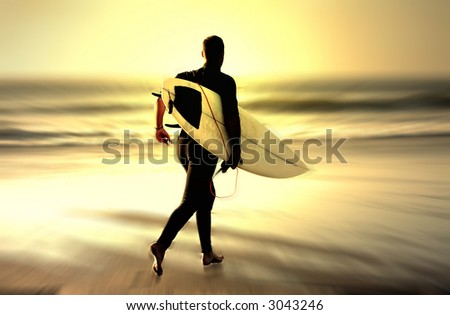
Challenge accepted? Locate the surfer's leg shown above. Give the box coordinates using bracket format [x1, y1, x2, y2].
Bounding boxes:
[196, 181, 215, 254]
[156, 175, 197, 249]
[156, 139, 209, 248]
[197, 181, 224, 266]
[189, 143, 218, 254]
[153, 134, 193, 252]
[196, 207, 212, 253]
[150, 133, 194, 276]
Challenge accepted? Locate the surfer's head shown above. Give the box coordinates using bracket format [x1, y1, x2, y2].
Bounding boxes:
[202, 35, 224, 68]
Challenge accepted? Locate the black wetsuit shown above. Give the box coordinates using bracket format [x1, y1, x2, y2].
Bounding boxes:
[157, 64, 241, 253]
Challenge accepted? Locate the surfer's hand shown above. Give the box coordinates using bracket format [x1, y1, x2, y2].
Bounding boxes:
[221, 147, 241, 173]
[155, 128, 171, 144]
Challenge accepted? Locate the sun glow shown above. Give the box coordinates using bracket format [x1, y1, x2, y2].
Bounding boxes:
[2, 1, 448, 79]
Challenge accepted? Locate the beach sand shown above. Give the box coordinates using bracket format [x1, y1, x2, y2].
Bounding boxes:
[0, 136, 449, 294]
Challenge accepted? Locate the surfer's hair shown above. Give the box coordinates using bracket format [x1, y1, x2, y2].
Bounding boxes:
[202, 35, 224, 61]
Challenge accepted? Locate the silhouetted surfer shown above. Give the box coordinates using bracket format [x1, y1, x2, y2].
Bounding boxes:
[150, 36, 241, 276]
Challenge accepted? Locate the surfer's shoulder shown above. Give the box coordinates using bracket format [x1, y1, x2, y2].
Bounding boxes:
[175, 71, 195, 80]
[176, 68, 206, 82]
[220, 73, 236, 89]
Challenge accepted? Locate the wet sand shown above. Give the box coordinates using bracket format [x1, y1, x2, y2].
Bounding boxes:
[0, 137, 449, 294]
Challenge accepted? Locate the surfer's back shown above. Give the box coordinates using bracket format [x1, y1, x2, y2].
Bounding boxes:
[176, 65, 236, 101]
[176, 65, 239, 129]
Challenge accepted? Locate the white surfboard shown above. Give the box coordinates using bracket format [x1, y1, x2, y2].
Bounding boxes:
[161, 78, 308, 178]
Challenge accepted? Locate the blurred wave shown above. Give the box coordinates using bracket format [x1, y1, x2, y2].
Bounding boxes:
[0, 128, 111, 141]
[0, 103, 144, 115]
[0, 77, 449, 146]
[242, 93, 450, 112]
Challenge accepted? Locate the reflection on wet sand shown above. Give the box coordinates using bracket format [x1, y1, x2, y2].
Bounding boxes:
[1, 136, 449, 294]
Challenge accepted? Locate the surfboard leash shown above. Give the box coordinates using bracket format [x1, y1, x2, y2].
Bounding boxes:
[210, 167, 239, 199]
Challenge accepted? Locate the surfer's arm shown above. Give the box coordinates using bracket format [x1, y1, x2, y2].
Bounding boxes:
[222, 78, 241, 169]
[154, 97, 171, 144]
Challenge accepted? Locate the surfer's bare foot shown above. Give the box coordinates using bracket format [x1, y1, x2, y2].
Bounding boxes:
[149, 243, 166, 276]
[202, 251, 224, 266]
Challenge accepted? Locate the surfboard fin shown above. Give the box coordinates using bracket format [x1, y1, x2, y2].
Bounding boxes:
[165, 123, 180, 128]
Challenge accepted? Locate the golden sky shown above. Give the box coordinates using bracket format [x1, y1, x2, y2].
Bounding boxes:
[1, 0, 449, 78]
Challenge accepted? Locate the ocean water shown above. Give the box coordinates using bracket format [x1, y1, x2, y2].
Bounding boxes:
[0, 77, 449, 148]
[0, 77, 449, 293]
